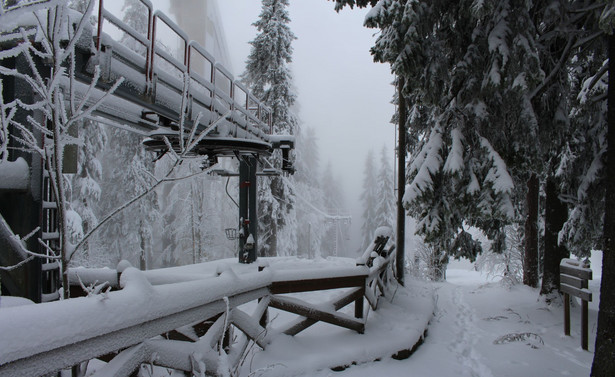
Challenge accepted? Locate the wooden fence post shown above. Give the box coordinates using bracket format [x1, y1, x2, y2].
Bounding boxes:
[355, 286, 364, 319]
[564, 292, 570, 336]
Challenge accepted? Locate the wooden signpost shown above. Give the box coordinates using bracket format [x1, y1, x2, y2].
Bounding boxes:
[559, 258, 592, 350]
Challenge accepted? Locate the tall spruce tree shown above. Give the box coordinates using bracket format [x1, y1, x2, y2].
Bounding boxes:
[242, 0, 298, 257]
[374, 145, 395, 233]
[529, 0, 576, 293]
[99, 129, 160, 269]
[360, 149, 378, 251]
[70, 118, 107, 263]
[120, 0, 148, 56]
[94, 0, 161, 269]
[320, 161, 345, 256]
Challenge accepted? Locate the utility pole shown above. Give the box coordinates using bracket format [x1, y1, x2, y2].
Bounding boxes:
[396, 77, 407, 285]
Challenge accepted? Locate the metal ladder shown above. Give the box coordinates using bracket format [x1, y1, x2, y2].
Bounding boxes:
[40, 168, 60, 302]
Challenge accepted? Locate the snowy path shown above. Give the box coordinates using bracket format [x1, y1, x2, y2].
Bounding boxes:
[302, 267, 596, 377]
[450, 286, 493, 377]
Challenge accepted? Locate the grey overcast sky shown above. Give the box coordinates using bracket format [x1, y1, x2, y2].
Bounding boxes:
[217, 1, 396, 252]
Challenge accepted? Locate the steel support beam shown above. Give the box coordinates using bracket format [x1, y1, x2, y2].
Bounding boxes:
[239, 157, 258, 263]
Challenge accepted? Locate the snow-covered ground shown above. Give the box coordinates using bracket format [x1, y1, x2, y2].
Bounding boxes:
[278, 257, 600, 377]
[1, 256, 600, 377]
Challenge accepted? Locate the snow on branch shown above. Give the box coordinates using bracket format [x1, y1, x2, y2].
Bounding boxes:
[443, 128, 464, 174]
[578, 59, 608, 105]
[404, 127, 443, 205]
[0, 213, 59, 270]
[576, 148, 605, 202]
[479, 137, 513, 194]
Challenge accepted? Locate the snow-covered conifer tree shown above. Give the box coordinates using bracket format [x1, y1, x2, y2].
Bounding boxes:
[360, 150, 378, 251]
[557, 2, 608, 262]
[242, 0, 298, 257]
[92, 0, 161, 269]
[98, 129, 160, 269]
[66, 0, 109, 267]
[338, 0, 543, 279]
[70, 119, 107, 263]
[120, 0, 148, 56]
[319, 161, 347, 256]
[374, 145, 395, 234]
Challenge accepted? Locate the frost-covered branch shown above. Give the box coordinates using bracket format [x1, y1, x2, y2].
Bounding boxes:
[0, 256, 35, 271]
[59, 0, 95, 62]
[0, 79, 17, 162]
[67, 76, 125, 127]
[0, 216, 57, 270]
[70, 158, 219, 262]
[73, 64, 102, 117]
[184, 111, 227, 154]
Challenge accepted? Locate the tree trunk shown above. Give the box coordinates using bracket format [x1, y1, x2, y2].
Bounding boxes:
[396, 77, 407, 286]
[430, 249, 447, 282]
[591, 33, 615, 376]
[523, 174, 539, 288]
[541, 176, 568, 297]
[268, 177, 282, 257]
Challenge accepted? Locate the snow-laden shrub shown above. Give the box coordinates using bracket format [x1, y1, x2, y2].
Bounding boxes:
[475, 224, 524, 287]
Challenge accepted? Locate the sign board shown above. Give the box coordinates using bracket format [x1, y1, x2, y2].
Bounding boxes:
[559, 258, 592, 351]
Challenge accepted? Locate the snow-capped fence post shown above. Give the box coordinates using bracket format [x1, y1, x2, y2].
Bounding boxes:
[356, 229, 396, 313]
[559, 258, 592, 350]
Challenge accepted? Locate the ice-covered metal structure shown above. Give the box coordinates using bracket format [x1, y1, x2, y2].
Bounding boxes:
[0, 0, 294, 302]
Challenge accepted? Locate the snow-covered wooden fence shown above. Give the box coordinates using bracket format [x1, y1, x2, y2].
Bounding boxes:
[0, 268, 272, 377]
[0, 234, 398, 376]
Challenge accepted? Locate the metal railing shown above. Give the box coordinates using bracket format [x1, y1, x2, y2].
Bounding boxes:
[94, 0, 272, 135]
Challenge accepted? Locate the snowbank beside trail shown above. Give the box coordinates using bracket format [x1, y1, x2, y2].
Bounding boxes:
[240, 280, 434, 377]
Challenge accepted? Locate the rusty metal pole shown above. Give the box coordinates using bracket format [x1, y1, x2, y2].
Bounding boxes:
[238, 157, 258, 264]
[396, 77, 406, 286]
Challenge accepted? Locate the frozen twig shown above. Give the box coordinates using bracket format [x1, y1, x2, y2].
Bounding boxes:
[36, 239, 62, 259]
[70, 161, 217, 261]
[59, 0, 95, 62]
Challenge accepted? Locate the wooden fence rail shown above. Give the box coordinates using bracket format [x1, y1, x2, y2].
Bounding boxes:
[0, 234, 398, 376]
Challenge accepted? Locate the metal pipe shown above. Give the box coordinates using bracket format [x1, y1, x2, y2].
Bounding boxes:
[96, 0, 103, 51]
